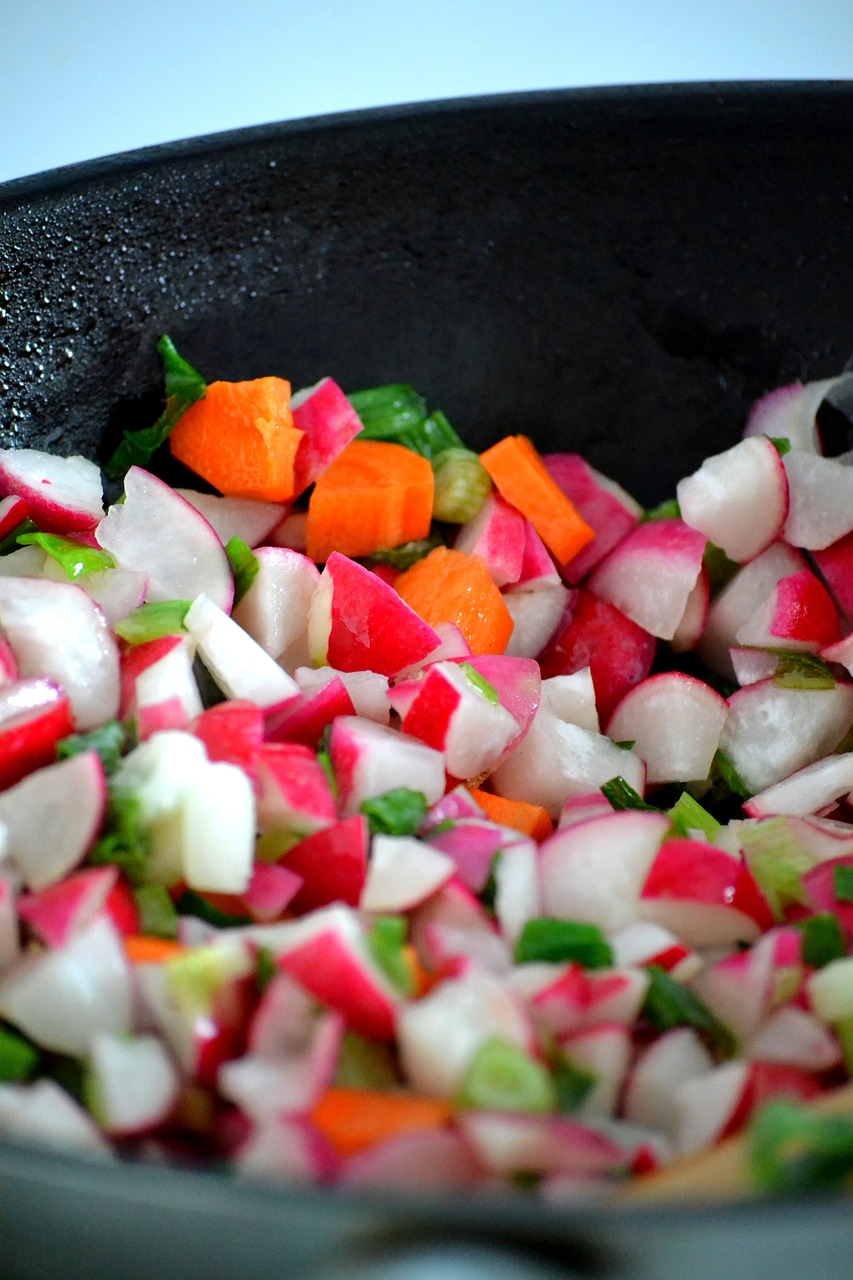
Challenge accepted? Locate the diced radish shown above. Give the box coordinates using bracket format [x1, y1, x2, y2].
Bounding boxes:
[622, 1028, 715, 1139]
[720, 679, 853, 793]
[639, 838, 772, 946]
[0, 678, 74, 791]
[0, 494, 30, 540]
[0, 915, 132, 1055]
[265, 676, 356, 748]
[676, 435, 788, 563]
[605, 672, 727, 784]
[812, 529, 853, 620]
[559, 1023, 632, 1117]
[96, 467, 233, 612]
[745, 752, 853, 818]
[294, 665, 390, 725]
[400, 661, 519, 780]
[747, 1006, 842, 1071]
[673, 1060, 751, 1156]
[233, 1115, 338, 1184]
[543, 453, 642, 583]
[16, 865, 118, 949]
[808, 956, 853, 1022]
[729, 647, 781, 687]
[134, 636, 203, 733]
[588, 518, 706, 641]
[191, 699, 265, 778]
[542, 670, 599, 732]
[427, 820, 506, 894]
[291, 376, 364, 493]
[0, 448, 104, 534]
[800, 859, 853, 939]
[493, 837, 540, 946]
[231, 547, 320, 662]
[180, 759, 255, 893]
[558, 792, 615, 829]
[538, 587, 656, 723]
[44, 563, 148, 627]
[735, 569, 840, 651]
[0, 878, 20, 971]
[255, 742, 336, 836]
[328, 717, 446, 815]
[609, 921, 701, 981]
[220, 1010, 343, 1120]
[241, 861, 302, 922]
[670, 566, 710, 654]
[538, 810, 671, 933]
[821, 631, 853, 676]
[0, 577, 120, 730]
[184, 592, 300, 710]
[783, 450, 853, 549]
[502, 582, 571, 659]
[0, 1079, 110, 1156]
[454, 492, 526, 586]
[743, 373, 853, 453]
[424, 786, 484, 830]
[457, 1111, 628, 1178]
[342, 1128, 484, 1191]
[0, 750, 106, 890]
[360, 834, 454, 913]
[88, 1032, 180, 1136]
[176, 488, 285, 548]
[523, 964, 650, 1036]
[278, 815, 368, 913]
[516, 520, 562, 588]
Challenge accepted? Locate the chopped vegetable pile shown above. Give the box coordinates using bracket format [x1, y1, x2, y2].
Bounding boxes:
[3, 345, 853, 1200]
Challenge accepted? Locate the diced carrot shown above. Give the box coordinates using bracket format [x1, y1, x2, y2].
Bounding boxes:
[306, 439, 434, 564]
[395, 546, 513, 655]
[467, 786, 555, 841]
[123, 934, 188, 965]
[169, 377, 304, 503]
[310, 1086, 453, 1156]
[404, 944, 440, 998]
[479, 435, 595, 565]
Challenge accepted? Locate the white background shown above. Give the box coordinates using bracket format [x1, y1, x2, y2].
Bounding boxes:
[2, 0, 853, 186]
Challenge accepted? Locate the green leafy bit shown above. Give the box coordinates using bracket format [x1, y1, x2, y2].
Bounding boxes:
[514, 918, 613, 970]
[750, 1100, 853, 1194]
[107, 334, 207, 477]
[316, 749, 337, 797]
[165, 944, 247, 1016]
[113, 599, 191, 644]
[368, 532, 444, 571]
[431, 447, 492, 523]
[0, 517, 38, 556]
[225, 536, 260, 606]
[794, 913, 847, 969]
[834, 864, 853, 904]
[480, 850, 502, 913]
[56, 720, 128, 775]
[0, 1026, 40, 1083]
[255, 945, 277, 995]
[552, 1057, 597, 1114]
[601, 777, 661, 813]
[713, 750, 752, 800]
[366, 915, 414, 997]
[87, 788, 151, 886]
[641, 965, 737, 1057]
[641, 497, 681, 522]
[349, 384, 429, 443]
[176, 889, 252, 929]
[333, 1030, 398, 1090]
[668, 791, 721, 841]
[360, 788, 428, 837]
[767, 649, 836, 691]
[703, 542, 740, 594]
[459, 661, 499, 705]
[740, 817, 818, 919]
[17, 532, 116, 579]
[133, 884, 179, 940]
[767, 436, 793, 457]
[421, 409, 468, 458]
[455, 1037, 557, 1114]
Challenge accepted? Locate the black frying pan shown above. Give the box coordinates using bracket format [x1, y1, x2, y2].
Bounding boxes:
[1, 83, 853, 1280]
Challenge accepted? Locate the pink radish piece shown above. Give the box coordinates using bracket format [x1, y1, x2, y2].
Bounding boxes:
[605, 672, 727, 784]
[0, 577, 120, 731]
[720, 679, 853, 793]
[176, 488, 285, 548]
[231, 547, 320, 662]
[265, 677, 356, 748]
[328, 717, 446, 815]
[241, 861, 303, 923]
[191, 699, 265, 778]
[588, 518, 706, 641]
[517, 520, 562, 587]
[812, 530, 853, 620]
[623, 1028, 716, 1139]
[255, 742, 336, 835]
[0, 449, 104, 534]
[609, 921, 700, 981]
[747, 1007, 842, 1071]
[457, 1111, 629, 1178]
[342, 1128, 483, 1191]
[184, 592, 300, 710]
[220, 1009, 343, 1120]
[745, 753, 853, 818]
[283, 816, 369, 913]
[639, 838, 772, 947]
[502, 582, 571, 659]
[783, 450, 853, 549]
[676, 435, 788, 563]
[0, 495, 30, 540]
[0, 750, 106, 890]
[234, 1116, 338, 1184]
[453, 492, 526, 586]
[16, 866, 118, 948]
[360, 835, 454, 913]
[0, 1080, 110, 1156]
[670, 567, 710, 654]
[291, 377, 364, 493]
[735, 569, 840, 651]
[88, 1033, 180, 1136]
[730, 647, 782, 687]
[544, 453, 642, 583]
[744, 373, 853, 453]
[493, 837, 540, 946]
[41, 561, 149, 627]
[294, 665, 390, 725]
[560, 1022, 632, 1117]
[96, 467, 233, 611]
[308, 552, 440, 677]
[539, 810, 671, 933]
[399, 661, 519, 780]
[119, 635, 186, 718]
[526, 965, 650, 1037]
[427, 820, 506, 894]
[0, 678, 75, 791]
[0, 879, 20, 971]
[133, 637, 203, 733]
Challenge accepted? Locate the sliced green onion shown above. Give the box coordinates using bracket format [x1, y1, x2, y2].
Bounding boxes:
[176, 889, 252, 929]
[514, 918, 613, 969]
[165, 944, 246, 1016]
[767, 436, 793, 457]
[713, 750, 752, 799]
[114, 599, 191, 644]
[316, 749, 337, 796]
[641, 497, 681, 522]
[0, 517, 38, 556]
[133, 883, 179, 940]
[740, 816, 817, 919]
[368, 533, 444, 570]
[553, 1057, 597, 1114]
[794, 912, 847, 969]
[56, 721, 128, 775]
[703, 542, 740, 593]
[834, 864, 853, 904]
[0, 1026, 39, 1083]
[107, 334, 207, 477]
[668, 791, 721, 841]
[366, 915, 414, 996]
[641, 965, 736, 1057]
[255, 945, 277, 994]
[431, 447, 491, 522]
[480, 850, 502, 912]
[422, 409, 467, 456]
[87, 788, 151, 886]
[360, 788, 428, 837]
[455, 1037, 556, 1114]
[459, 661, 499, 705]
[333, 1030, 398, 1090]
[349, 384, 429, 444]
[767, 649, 836, 691]
[601, 776, 661, 813]
[750, 1100, 853, 1193]
[225, 535, 260, 606]
[17, 532, 116, 579]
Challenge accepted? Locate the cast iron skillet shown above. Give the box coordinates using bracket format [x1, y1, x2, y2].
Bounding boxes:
[1, 83, 853, 1280]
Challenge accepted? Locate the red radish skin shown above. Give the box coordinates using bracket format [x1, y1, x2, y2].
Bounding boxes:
[281, 816, 369, 913]
[605, 672, 727, 784]
[264, 677, 356, 749]
[543, 453, 642, 583]
[0, 678, 74, 791]
[587, 518, 706, 641]
[16, 866, 119, 949]
[191, 700, 265, 778]
[291, 377, 364, 495]
[676, 435, 789, 564]
[0, 495, 30, 541]
[329, 716, 446, 815]
[736, 569, 840, 652]
[813, 529, 853, 621]
[639, 838, 773, 947]
[255, 743, 337, 836]
[454, 491, 526, 587]
[0, 449, 104, 534]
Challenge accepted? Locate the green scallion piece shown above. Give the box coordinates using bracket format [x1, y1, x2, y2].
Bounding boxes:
[113, 599, 191, 644]
[703, 542, 740, 593]
[333, 1030, 398, 1090]
[0, 1026, 40, 1083]
[0, 517, 38, 556]
[360, 788, 428, 837]
[431, 447, 492, 522]
[767, 436, 793, 457]
[56, 720, 127, 775]
[740, 816, 817, 919]
[767, 649, 836, 691]
[225, 535, 260, 605]
[176, 889, 252, 929]
[641, 497, 681, 522]
[349, 384, 428, 438]
[459, 661, 499, 705]
[834, 864, 853, 904]
[553, 1057, 597, 1114]
[87, 788, 152, 886]
[366, 915, 414, 996]
[17, 532, 116, 579]
[133, 883, 179, 939]
[455, 1037, 557, 1114]
[368, 532, 444, 570]
[107, 334, 207, 477]
[514, 918, 613, 969]
[641, 965, 736, 1057]
[668, 791, 721, 841]
[713, 750, 753, 800]
[601, 777, 662, 813]
[794, 912, 847, 969]
[750, 1100, 853, 1193]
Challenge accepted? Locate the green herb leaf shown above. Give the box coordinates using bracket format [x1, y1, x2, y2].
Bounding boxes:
[641, 497, 681, 522]
[366, 915, 415, 996]
[360, 788, 428, 837]
[350, 384, 429, 447]
[767, 436, 793, 457]
[431, 447, 491, 522]
[703, 542, 740, 593]
[668, 791, 721, 841]
[0, 1026, 40, 1083]
[87, 788, 152, 886]
[107, 334, 207, 477]
[552, 1057, 597, 1114]
[17, 532, 116, 580]
[750, 1099, 853, 1193]
[133, 883, 179, 939]
[113, 599, 191, 644]
[480, 849, 502, 912]
[794, 912, 847, 968]
[56, 721, 128, 776]
[740, 816, 818, 919]
[333, 1030, 398, 1090]
[601, 777, 661, 813]
[0, 517, 38, 556]
[767, 649, 836, 691]
[834, 864, 853, 904]
[459, 661, 500, 705]
[514, 918, 613, 969]
[368, 532, 444, 570]
[225, 536, 260, 606]
[713, 750, 752, 800]
[455, 1037, 557, 1113]
[641, 965, 737, 1057]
